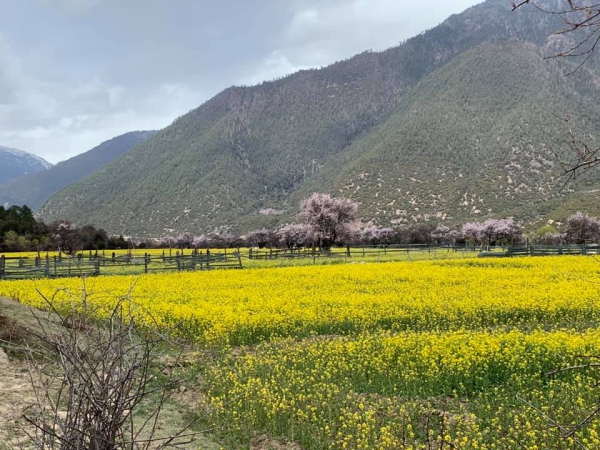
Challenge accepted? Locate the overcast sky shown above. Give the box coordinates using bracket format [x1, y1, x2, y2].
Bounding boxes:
[0, 0, 481, 163]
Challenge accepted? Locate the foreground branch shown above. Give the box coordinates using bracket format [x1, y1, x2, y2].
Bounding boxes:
[22, 291, 203, 450]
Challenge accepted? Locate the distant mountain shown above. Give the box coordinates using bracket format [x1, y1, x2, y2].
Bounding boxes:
[0, 131, 157, 210]
[0, 146, 52, 185]
[37, 0, 600, 236]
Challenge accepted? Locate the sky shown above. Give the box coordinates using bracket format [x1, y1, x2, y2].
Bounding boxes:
[0, 0, 481, 164]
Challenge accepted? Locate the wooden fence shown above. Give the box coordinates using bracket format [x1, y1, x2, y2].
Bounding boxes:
[0, 255, 99, 280]
[2, 242, 597, 280]
[0, 250, 243, 280]
[246, 244, 481, 261]
[479, 243, 600, 258]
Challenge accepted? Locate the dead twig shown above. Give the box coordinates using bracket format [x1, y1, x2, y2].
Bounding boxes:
[21, 287, 205, 450]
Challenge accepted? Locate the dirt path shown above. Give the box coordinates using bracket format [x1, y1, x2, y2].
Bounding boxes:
[0, 346, 35, 447]
[0, 297, 39, 446]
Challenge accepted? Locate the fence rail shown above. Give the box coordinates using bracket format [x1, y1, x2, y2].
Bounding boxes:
[0, 250, 243, 280]
[246, 244, 479, 261]
[479, 243, 600, 258]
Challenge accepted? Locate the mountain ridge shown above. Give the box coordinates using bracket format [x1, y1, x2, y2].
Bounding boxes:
[0, 131, 157, 210]
[37, 0, 600, 236]
[0, 146, 52, 186]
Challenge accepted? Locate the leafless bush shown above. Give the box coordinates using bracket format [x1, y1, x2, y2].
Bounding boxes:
[21, 292, 201, 450]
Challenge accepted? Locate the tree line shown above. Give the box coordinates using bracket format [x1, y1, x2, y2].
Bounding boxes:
[158, 193, 600, 251]
[0, 205, 132, 253]
[4, 195, 598, 254]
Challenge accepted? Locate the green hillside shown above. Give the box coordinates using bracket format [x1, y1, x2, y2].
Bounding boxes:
[295, 41, 600, 229]
[37, 0, 600, 236]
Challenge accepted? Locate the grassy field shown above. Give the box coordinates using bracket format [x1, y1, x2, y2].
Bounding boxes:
[1, 256, 599, 448]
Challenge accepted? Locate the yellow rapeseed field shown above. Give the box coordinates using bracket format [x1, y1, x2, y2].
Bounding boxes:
[0, 256, 598, 346]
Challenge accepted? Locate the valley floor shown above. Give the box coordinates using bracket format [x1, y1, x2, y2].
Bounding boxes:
[1, 256, 600, 449]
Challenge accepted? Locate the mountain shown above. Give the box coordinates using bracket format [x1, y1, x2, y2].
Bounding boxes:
[37, 0, 600, 236]
[0, 146, 52, 185]
[296, 41, 600, 228]
[0, 131, 157, 210]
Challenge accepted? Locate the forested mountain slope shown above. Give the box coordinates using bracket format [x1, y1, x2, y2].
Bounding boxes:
[38, 0, 600, 236]
[0, 131, 157, 210]
[290, 41, 600, 228]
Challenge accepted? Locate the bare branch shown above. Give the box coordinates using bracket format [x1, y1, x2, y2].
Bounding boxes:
[513, 1, 600, 65]
[21, 287, 206, 450]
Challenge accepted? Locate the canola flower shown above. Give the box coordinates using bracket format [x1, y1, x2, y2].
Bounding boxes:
[206, 329, 600, 449]
[0, 256, 599, 346]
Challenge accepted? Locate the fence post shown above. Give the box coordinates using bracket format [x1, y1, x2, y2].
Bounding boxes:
[144, 253, 149, 274]
[0, 255, 5, 279]
[346, 245, 351, 257]
[45, 255, 50, 277]
[54, 256, 57, 277]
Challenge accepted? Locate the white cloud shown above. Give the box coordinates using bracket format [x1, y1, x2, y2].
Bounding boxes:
[0, 83, 204, 163]
[239, 51, 311, 86]
[0, 36, 204, 163]
[0, 36, 23, 105]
